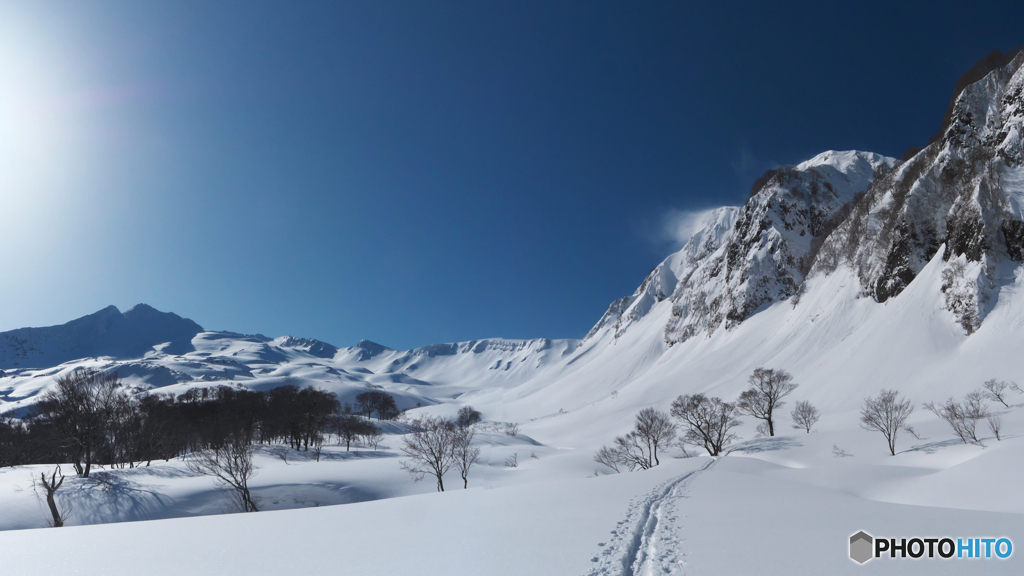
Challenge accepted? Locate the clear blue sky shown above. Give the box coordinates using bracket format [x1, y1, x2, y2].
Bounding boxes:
[1, 1, 1022, 349]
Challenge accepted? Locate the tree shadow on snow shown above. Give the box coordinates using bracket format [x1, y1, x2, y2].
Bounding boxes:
[62, 471, 177, 525]
[903, 438, 965, 454]
[255, 445, 396, 463]
[727, 436, 803, 454]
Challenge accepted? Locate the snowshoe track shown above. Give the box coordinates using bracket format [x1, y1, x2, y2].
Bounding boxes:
[585, 458, 715, 576]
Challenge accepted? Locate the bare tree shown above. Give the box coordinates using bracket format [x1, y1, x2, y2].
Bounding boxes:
[924, 390, 989, 445]
[737, 368, 798, 437]
[632, 408, 676, 467]
[987, 413, 1003, 441]
[982, 379, 1014, 408]
[901, 425, 922, 440]
[399, 416, 457, 492]
[334, 414, 374, 451]
[363, 424, 384, 451]
[355, 391, 400, 421]
[503, 422, 520, 437]
[35, 465, 71, 527]
[593, 445, 622, 473]
[613, 433, 654, 471]
[187, 434, 260, 512]
[670, 394, 742, 456]
[311, 432, 325, 462]
[860, 389, 914, 455]
[452, 426, 480, 488]
[790, 400, 820, 433]
[593, 408, 676, 472]
[38, 368, 125, 477]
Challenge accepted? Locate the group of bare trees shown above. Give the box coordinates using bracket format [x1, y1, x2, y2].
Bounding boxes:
[855, 379, 1020, 456]
[670, 393, 742, 456]
[399, 411, 481, 491]
[0, 369, 403, 472]
[859, 379, 1018, 456]
[0, 368, 406, 523]
[595, 368, 822, 471]
[920, 379, 1018, 447]
[354, 391, 400, 421]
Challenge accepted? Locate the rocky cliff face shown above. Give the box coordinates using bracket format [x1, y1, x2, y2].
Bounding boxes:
[585, 151, 895, 345]
[811, 51, 1024, 333]
[586, 51, 1024, 343]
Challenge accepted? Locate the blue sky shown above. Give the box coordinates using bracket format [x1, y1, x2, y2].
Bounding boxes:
[1, 1, 1022, 349]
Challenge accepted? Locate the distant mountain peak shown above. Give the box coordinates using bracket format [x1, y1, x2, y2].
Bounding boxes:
[0, 305, 204, 370]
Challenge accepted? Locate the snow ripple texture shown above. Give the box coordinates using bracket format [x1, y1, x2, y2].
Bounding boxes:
[585, 458, 715, 576]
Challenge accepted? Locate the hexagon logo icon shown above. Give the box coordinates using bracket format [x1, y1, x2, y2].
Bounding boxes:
[850, 531, 873, 564]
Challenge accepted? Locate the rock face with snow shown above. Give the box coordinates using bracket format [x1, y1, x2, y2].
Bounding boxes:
[0, 304, 203, 370]
[586, 51, 1024, 343]
[586, 151, 896, 346]
[810, 50, 1024, 332]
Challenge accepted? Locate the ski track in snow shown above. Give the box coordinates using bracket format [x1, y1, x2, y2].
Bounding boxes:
[585, 458, 716, 576]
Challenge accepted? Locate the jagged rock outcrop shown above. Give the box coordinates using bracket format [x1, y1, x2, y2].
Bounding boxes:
[585, 151, 894, 345]
[585, 49, 1024, 343]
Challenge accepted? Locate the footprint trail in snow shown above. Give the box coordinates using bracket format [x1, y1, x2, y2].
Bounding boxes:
[584, 458, 716, 576]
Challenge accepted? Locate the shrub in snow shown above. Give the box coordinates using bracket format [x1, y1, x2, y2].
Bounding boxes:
[456, 406, 482, 428]
[831, 444, 852, 457]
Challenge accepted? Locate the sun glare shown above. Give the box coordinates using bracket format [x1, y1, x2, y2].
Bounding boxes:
[0, 13, 89, 238]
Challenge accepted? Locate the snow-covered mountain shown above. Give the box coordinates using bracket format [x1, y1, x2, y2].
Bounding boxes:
[586, 150, 897, 347]
[0, 304, 202, 370]
[3, 51, 1024, 428]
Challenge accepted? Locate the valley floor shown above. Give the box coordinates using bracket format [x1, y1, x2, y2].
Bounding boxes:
[1, 410, 1022, 575]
